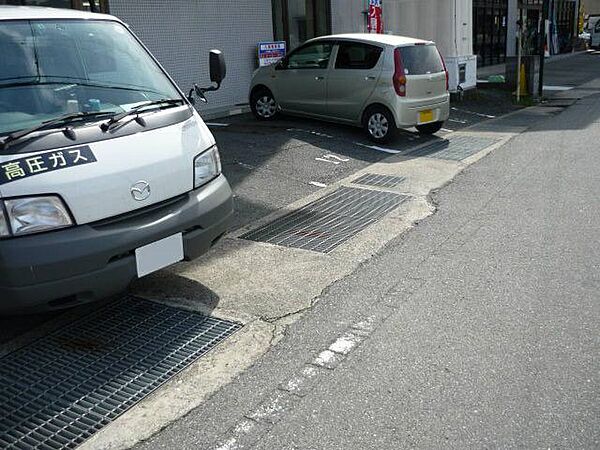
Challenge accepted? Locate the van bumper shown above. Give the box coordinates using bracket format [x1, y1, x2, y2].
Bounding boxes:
[0, 175, 233, 314]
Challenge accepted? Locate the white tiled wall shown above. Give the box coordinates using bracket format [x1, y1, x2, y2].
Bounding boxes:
[109, 0, 274, 116]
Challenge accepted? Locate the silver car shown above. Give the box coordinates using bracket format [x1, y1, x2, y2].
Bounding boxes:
[250, 33, 450, 143]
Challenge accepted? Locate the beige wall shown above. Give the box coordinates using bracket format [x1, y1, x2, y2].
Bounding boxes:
[583, 0, 600, 14]
[331, 0, 473, 57]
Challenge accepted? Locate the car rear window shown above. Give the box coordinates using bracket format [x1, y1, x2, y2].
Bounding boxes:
[399, 45, 444, 75]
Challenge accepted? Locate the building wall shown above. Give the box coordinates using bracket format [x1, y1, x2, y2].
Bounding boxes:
[583, 0, 600, 14]
[109, 0, 273, 117]
[331, 0, 473, 58]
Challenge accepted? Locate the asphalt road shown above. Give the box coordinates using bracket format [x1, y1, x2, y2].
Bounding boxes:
[139, 54, 600, 449]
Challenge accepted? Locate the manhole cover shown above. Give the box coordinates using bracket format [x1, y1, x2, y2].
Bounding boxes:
[240, 186, 408, 253]
[352, 173, 406, 189]
[0, 297, 241, 450]
[406, 135, 498, 161]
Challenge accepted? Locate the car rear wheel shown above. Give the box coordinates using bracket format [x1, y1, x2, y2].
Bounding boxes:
[364, 106, 396, 144]
[416, 121, 444, 135]
[251, 88, 279, 121]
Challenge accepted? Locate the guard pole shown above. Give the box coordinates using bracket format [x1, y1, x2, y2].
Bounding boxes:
[538, 0, 550, 98]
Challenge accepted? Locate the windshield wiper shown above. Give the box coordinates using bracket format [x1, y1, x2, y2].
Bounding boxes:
[0, 111, 114, 152]
[100, 99, 185, 131]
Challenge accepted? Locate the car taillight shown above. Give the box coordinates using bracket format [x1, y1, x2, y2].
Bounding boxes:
[437, 48, 449, 91]
[393, 48, 406, 97]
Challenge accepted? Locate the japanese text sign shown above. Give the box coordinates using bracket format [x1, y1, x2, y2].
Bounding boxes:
[0, 146, 96, 186]
[258, 41, 287, 67]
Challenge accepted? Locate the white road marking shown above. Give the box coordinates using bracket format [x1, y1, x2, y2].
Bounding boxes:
[449, 118, 468, 124]
[440, 128, 453, 133]
[355, 142, 402, 154]
[543, 85, 574, 91]
[315, 158, 340, 165]
[206, 122, 231, 127]
[313, 350, 337, 366]
[328, 333, 362, 355]
[315, 154, 350, 164]
[309, 181, 327, 188]
[451, 107, 496, 119]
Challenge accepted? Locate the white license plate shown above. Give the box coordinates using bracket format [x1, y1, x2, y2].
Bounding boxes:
[135, 233, 184, 278]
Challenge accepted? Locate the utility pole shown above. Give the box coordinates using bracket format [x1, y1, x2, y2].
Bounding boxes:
[538, 0, 550, 98]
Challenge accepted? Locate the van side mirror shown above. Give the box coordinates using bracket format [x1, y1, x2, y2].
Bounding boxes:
[209, 50, 226, 85]
[188, 49, 226, 105]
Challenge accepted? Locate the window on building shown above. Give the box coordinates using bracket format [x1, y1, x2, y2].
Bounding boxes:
[473, 0, 508, 67]
[272, 0, 331, 51]
[335, 42, 383, 70]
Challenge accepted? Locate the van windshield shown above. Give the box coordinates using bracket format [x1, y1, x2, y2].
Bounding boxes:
[399, 45, 444, 75]
[0, 19, 182, 136]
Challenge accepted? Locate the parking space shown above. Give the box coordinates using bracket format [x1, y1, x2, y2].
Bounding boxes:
[0, 86, 524, 449]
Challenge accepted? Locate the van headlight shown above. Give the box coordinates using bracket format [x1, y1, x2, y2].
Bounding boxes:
[1, 196, 73, 237]
[194, 145, 222, 188]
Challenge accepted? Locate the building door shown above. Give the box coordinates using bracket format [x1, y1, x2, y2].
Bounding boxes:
[473, 0, 509, 67]
[0, 0, 108, 12]
[272, 0, 331, 51]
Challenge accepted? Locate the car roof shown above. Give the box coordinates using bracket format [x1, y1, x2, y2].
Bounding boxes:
[309, 33, 434, 47]
[0, 5, 119, 22]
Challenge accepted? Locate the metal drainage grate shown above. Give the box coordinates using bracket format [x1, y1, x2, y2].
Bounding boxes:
[352, 173, 406, 189]
[406, 135, 498, 161]
[0, 297, 241, 450]
[240, 186, 408, 253]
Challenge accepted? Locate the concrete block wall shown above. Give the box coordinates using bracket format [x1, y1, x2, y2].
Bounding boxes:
[109, 0, 273, 117]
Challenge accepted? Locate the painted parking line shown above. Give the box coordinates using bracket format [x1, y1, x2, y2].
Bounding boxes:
[206, 122, 231, 127]
[354, 142, 402, 154]
[543, 85, 574, 91]
[451, 107, 496, 119]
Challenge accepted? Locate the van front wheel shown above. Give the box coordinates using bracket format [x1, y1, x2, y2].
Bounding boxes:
[251, 88, 279, 121]
[416, 121, 444, 135]
[364, 106, 396, 143]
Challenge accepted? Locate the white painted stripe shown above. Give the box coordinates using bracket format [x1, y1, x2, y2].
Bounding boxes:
[440, 128, 453, 133]
[451, 107, 496, 119]
[313, 350, 337, 366]
[206, 122, 230, 127]
[309, 181, 327, 188]
[355, 142, 402, 154]
[543, 85, 574, 91]
[329, 333, 361, 355]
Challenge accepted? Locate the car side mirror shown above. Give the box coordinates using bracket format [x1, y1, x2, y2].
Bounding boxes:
[188, 49, 226, 105]
[209, 49, 226, 85]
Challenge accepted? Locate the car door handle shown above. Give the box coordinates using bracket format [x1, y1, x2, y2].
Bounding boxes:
[315, 76, 325, 81]
[365, 76, 377, 81]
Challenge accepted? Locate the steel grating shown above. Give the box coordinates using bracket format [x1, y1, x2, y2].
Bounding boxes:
[352, 173, 406, 189]
[240, 186, 408, 253]
[0, 297, 241, 450]
[406, 135, 498, 161]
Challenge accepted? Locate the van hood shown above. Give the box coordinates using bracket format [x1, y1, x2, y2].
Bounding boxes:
[0, 110, 215, 225]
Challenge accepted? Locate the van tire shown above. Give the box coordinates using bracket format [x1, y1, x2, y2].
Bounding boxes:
[416, 121, 444, 135]
[363, 106, 397, 144]
[251, 88, 279, 121]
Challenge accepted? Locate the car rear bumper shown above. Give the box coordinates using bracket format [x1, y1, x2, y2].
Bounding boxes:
[0, 175, 233, 314]
[392, 95, 450, 128]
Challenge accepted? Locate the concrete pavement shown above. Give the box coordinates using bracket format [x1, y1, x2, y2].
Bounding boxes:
[137, 55, 600, 449]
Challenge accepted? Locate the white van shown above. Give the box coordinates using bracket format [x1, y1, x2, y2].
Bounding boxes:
[0, 7, 233, 313]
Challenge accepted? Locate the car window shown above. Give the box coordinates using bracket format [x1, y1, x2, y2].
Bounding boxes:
[335, 42, 383, 70]
[286, 43, 333, 69]
[399, 45, 444, 75]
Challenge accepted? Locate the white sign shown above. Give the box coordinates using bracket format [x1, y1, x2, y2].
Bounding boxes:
[258, 41, 286, 67]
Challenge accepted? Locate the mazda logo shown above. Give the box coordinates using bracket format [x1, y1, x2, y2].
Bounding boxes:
[130, 181, 151, 201]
